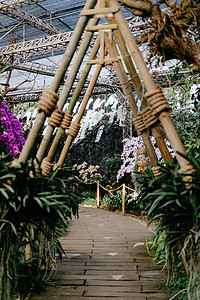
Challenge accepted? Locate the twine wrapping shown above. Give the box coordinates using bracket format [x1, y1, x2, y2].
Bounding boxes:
[37, 88, 59, 117]
[41, 157, 54, 177]
[48, 109, 65, 127]
[145, 86, 172, 116]
[141, 106, 159, 128]
[152, 165, 163, 177]
[29, 160, 40, 178]
[132, 114, 146, 136]
[67, 122, 81, 138]
[61, 113, 73, 129]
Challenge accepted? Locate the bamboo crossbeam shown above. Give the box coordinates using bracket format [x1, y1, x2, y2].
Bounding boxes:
[80, 7, 119, 16]
[109, 0, 194, 174]
[86, 24, 118, 31]
[17, 0, 98, 164]
[87, 57, 120, 64]
[56, 64, 102, 167]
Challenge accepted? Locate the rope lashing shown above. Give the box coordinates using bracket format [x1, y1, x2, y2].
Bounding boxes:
[141, 106, 159, 128]
[48, 109, 65, 127]
[132, 114, 146, 136]
[61, 113, 73, 129]
[145, 86, 172, 116]
[37, 88, 59, 117]
[29, 160, 40, 178]
[152, 165, 163, 177]
[179, 164, 196, 175]
[41, 157, 54, 177]
[67, 122, 81, 138]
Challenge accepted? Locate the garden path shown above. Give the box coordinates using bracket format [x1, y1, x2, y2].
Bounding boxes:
[30, 206, 171, 300]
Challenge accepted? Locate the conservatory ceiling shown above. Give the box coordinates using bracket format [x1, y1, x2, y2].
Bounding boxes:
[0, 0, 194, 101]
[0, 0, 134, 73]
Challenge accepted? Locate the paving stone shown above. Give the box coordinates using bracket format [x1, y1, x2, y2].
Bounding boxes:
[29, 206, 171, 300]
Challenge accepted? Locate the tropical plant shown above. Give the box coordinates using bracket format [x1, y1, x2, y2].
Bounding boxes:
[136, 140, 200, 299]
[72, 161, 102, 183]
[0, 149, 79, 300]
[102, 187, 139, 213]
[117, 136, 175, 182]
[120, 0, 200, 71]
[104, 154, 122, 185]
[0, 101, 25, 156]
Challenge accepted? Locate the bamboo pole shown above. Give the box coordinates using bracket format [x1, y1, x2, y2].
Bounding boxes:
[108, 20, 172, 162]
[36, 34, 101, 163]
[108, 0, 194, 174]
[45, 36, 101, 163]
[25, 242, 32, 261]
[122, 183, 125, 215]
[96, 181, 100, 208]
[104, 33, 158, 165]
[17, 0, 98, 164]
[56, 64, 102, 167]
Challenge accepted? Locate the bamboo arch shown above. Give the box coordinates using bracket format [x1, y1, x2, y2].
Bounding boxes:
[15, 0, 195, 179]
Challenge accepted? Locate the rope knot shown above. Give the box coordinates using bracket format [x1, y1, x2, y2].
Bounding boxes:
[145, 86, 172, 116]
[132, 114, 146, 135]
[141, 106, 159, 128]
[37, 88, 59, 117]
[41, 157, 54, 177]
[48, 109, 65, 127]
[152, 165, 163, 177]
[67, 122, 81, 138]
[61, 113, 73, 129]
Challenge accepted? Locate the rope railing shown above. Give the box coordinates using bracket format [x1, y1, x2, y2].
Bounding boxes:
[74, 177, 135, 215]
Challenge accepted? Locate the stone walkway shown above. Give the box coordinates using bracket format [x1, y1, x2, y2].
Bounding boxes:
[30, 206, 171, 300]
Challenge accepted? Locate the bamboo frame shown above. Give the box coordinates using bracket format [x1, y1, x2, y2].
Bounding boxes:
[16, 0, 98, 164]
[108, 0, 194, 174]
[56, 64, 103, 167]
[108, 18, 172, 162]
[36, 31, 101, 163]
[104, 33, 158, 165]
[44, 36, 101, 163]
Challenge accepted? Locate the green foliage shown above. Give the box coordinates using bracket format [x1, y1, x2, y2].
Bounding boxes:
[171, 109, 199, 146]
[80, 190, 97, 207]
[166, 259, 189, 300]
[102, 189, 139, 213]
[0, 149, 79, 299]
[136, 135, 200, 299]
[102, 191, 122, 207]
[104, 154, 122, 184]
[134, 235, 166, 264]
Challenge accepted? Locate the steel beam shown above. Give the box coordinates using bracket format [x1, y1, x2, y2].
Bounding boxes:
[0, 6, 61, 35]
[0, 0, 46, 10]
[0, 31, 73, 61]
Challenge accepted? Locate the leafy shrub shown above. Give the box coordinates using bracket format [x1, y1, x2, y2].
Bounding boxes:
[0, 150, 79, 299]
[136, 144, 200, 299]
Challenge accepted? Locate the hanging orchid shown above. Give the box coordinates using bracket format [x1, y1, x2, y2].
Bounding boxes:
[0, 101, 25, 156]
[117, 136, 175, 182]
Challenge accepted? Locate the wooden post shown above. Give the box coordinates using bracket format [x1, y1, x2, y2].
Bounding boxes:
[96, 181, 100, 208]
[122, 183, 125, 215]
[17, 0, 98, 164]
